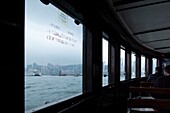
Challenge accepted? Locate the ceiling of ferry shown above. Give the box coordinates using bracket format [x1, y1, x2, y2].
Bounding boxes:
[48, 0, 170, 55]
[109, 0, 170, 54]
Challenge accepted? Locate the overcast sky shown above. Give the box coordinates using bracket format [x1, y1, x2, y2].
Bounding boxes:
[25, 0, 83, 66]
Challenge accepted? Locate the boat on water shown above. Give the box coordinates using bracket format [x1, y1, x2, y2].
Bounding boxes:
[32, 70, 41, 76]
[33, 73, 41, 76]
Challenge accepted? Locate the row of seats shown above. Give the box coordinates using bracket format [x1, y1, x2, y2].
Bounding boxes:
[127, 81, 170, 113]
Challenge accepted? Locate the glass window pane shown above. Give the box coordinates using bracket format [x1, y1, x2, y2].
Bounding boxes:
[25, 0, 83, 111]
[162, 58, 170, 68]
[131, 52, 136, 79]
[102, 38, 108, 86]
[120, 48, 125, 81]
[141, 55, 146, 77]
[152, 58, 157, 73]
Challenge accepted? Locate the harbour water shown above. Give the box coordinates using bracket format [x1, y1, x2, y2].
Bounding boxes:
[25, 75, 82, 111]
[25, 75, 108, 112]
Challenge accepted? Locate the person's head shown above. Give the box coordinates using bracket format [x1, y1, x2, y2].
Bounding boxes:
[164, 65, 170, 76]
[155, 66, 161, 74]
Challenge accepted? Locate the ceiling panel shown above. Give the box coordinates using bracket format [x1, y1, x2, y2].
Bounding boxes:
[144, 40, 170, 48]
[135, 29, 170, 43]
[113, 0, 170, 54]
[115, 0, 167, 10]
[116, 2, 170, 33]
[156, 48, 170, 53]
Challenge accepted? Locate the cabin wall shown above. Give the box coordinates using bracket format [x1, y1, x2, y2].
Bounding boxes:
[22, 0, 170, 113]
[1, 1, 24, 113]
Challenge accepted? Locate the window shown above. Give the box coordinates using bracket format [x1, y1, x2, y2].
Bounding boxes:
[141, 55, 146, 77]
[162, 58, 170, 68]
[152, 58, 157, 73]
[131, 52, 136, 79]
[120, 48, 125, 81]
[102, 38, 108, 86]
[25, 0, 83, 111]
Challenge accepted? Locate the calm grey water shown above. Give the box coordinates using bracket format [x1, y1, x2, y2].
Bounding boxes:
[25, 75, 82, 111]
[25, 75, 108, 112]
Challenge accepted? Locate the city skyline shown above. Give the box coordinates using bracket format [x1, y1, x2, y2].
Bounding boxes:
[25, 62, 83, 76]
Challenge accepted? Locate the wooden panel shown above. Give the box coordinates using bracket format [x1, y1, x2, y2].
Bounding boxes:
[129, 87, 170, 94]
[127, 98, 170, 110]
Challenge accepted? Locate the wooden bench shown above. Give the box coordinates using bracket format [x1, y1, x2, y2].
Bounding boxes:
[129, 87, 170, 96]
[127, 87, 170, 113]
[140, 81, 155, 87]
[136, 81, 155, 97]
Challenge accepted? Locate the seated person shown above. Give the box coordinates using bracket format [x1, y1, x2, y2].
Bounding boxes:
[152, 65, 170, 113]
[147, 66, 164, 82]
[154, 65, 170, 89]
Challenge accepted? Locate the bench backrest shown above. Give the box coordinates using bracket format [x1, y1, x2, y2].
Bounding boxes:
[128, 87, 170, 111]
[140, 81, 155, 87]
[127, 98, 170, 110]
[129, 86, 170, 95]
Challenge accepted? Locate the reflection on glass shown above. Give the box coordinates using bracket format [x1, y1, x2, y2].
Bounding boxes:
[162, 58, 170, 68]
[102, 38, 108, 86]
[131, 52, 136, 78]
[25, 0, 83, 111]
[120, 48, 125, 81]
[152, 58, 157, 73]
[141, 55, 145, 77]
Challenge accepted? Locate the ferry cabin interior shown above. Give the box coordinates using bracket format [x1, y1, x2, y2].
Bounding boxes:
[1, 0, 170, 113]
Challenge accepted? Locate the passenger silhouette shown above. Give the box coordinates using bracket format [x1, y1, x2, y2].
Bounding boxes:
[154, 65, 170, 89]
[147, 66, 164, 82]
[152, 65, 170, 113]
